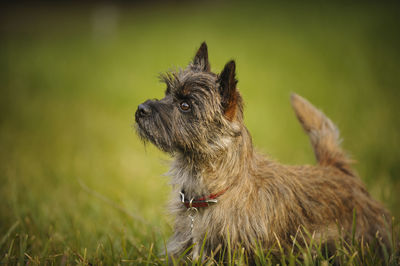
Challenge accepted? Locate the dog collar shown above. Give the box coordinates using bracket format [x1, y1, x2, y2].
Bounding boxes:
[179, 189, 227, 208]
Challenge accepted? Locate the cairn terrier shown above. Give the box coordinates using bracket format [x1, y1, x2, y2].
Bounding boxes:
[135, 42, 390, 261]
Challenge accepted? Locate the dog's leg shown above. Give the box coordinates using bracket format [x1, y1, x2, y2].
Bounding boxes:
[192, 239, 200, 261]
[192, 237, 208, 263]
[164, 229, 193, 262]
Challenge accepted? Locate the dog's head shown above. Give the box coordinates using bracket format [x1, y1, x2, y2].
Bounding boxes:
[135, 42, 243, 154]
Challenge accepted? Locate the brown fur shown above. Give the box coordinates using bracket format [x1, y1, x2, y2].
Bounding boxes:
[135, 43, 391, 262]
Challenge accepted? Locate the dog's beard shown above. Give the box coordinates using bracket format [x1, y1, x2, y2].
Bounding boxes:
[135, 116, 176, 153]
[136, 117, 239, 159]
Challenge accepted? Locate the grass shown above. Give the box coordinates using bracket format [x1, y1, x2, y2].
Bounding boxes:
[0, 1, 400, 264]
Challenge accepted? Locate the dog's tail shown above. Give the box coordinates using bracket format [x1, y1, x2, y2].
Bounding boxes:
[290, 93, 354, 175]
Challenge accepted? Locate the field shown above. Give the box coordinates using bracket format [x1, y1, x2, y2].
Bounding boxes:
[1, 1, 399, 264]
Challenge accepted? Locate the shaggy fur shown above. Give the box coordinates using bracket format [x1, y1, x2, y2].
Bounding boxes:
[135, 42, 390, 261]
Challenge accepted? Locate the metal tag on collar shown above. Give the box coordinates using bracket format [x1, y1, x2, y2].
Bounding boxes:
[189, 197, 194, 208]
[179, 191, 185, 203]
[205, 199, 218, 204]
[187, 198, 198, 231]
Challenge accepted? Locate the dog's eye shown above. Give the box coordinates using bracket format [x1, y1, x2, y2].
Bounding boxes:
[179, 101, 191, 112]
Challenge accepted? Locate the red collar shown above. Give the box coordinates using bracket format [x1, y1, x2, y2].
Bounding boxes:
[180, 188, 227, 209]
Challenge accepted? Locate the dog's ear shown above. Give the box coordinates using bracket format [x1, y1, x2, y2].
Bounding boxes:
[192, 42, 210, 72]
[219, 60, 239, 121]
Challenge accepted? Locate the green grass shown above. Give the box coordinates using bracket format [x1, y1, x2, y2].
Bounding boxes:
[0, 1, 399, 264]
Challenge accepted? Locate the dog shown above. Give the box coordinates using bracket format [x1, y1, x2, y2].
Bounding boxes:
[135, 42, 390, 262]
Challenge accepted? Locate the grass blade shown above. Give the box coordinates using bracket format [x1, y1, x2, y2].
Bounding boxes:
[0, 220, 19, 250]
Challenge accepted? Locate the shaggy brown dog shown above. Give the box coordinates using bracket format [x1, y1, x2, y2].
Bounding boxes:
[135, 42, 390, 261]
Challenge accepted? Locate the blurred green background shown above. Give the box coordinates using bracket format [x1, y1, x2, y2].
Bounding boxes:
[1, 1, 399, 263]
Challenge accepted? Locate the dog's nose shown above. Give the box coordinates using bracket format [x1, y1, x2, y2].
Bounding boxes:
[137, 102, 152, 117]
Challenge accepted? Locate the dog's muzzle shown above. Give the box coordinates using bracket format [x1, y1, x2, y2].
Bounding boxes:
[136, 100, 153, 120]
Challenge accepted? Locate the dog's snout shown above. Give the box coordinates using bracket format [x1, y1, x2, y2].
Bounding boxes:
[137, 102, 152, 118]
